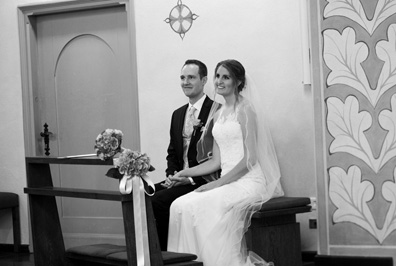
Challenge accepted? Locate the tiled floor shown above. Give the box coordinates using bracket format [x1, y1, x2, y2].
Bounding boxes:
[0, 250, 316, 266]
[1, 250, 391, 266]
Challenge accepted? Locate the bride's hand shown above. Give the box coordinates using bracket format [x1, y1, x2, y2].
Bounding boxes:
[161, 176, 174, 188]
[195, 180, 221, 192]
[169, 172, 191, 187]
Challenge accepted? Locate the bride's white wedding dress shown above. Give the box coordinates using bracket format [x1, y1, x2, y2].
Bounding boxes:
[167, 107, 273, 266]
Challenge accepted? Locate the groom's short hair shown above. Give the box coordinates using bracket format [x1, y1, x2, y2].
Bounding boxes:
[183, 59, 207, 79]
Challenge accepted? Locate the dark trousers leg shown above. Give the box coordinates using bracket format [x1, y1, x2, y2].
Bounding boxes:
[151, 184, 197, 251]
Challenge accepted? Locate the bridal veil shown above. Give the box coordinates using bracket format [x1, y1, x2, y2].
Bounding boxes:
[197, 74, 284, 199]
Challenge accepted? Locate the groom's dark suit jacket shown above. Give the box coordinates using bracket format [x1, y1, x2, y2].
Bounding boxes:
[166, 95, 214, 185]
[152, 95, 214, 251]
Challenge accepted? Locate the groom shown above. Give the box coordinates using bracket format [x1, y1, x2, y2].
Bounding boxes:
[152, 59, 216, 250]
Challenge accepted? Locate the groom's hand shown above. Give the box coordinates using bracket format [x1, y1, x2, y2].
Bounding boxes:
[169, 174, 191, 187]
[161, 171, 178, 188]
[161, 177, 173, 188]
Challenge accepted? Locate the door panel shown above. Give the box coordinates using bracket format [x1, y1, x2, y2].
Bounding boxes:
[35, 6, 138, 247]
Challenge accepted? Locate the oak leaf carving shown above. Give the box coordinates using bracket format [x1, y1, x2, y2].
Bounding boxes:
[376, 24, 396, 105]
[329, 166, 377, 238]
[327, 96, 376, 170]
[324, 28, 375, 105]
[324, 0, 396, 35]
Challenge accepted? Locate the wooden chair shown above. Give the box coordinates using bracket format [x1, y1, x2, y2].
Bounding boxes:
[0, 192, 21, 252]
[24, 157, 202, 266]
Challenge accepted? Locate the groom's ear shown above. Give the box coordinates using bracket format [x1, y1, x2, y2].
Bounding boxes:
[201, 76, 208, 85]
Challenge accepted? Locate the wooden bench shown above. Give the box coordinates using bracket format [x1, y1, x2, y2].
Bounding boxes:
[24, 157, 203, 266]
[247, 196, 312, 266]
[65, 196, 312, 266]
[25, 157, 310, 266]
[0, 192, 21, 252]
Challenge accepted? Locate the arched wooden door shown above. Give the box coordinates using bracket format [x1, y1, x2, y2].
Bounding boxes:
[19, 1, 139, 248]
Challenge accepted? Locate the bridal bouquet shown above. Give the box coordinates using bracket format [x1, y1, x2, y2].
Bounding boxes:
[94, 129, 123, 160]
[114, 149, 153, 177]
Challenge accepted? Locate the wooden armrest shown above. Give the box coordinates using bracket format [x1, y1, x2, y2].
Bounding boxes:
[26, 156, 113, 165]
[24, 187, 131, 202]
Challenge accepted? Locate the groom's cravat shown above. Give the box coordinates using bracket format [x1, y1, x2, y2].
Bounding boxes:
[183, 106, 196, 138]
[183, 106, 196, 168]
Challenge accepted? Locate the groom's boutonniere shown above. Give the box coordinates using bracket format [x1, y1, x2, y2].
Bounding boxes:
[193, 119, 204, 136]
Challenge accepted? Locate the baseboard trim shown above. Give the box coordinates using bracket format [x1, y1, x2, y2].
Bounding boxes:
[302, 251, 317, 262]
[315, 254, 393, 266]
[0, 244, 29, 253]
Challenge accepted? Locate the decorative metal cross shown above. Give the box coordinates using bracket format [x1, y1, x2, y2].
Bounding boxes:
[164, 0, 198, 40]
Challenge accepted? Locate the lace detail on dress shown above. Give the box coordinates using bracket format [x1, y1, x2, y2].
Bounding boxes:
[213, 109, 244, 175]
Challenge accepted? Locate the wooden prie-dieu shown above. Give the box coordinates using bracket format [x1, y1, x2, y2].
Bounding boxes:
[24, 157, 203, 266]
[25, 157, 311, 266]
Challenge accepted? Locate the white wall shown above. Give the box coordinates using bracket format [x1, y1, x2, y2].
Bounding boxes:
[135, 0, 318, 250]
[0, 0, 317, 251]
[0, 0, 40, 247]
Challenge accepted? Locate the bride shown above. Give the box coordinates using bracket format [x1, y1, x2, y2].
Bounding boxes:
[167, 59, 283, 266]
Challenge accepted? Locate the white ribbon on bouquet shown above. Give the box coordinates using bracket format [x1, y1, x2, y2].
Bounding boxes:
[119, 173, 155, 266]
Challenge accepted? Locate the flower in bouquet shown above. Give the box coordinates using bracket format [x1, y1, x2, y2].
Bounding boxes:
[94, 129, 123, 160]
[113, 149, 153, 177]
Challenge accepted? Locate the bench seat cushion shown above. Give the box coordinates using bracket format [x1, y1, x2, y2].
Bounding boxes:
[67, 244, 126, 257]
[66, 244, 198, 265]
[107, 250, 197, 264]
[253, 196, 311, 218]
[260, 197, 311, 212]
[0, 192, 19, 209]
